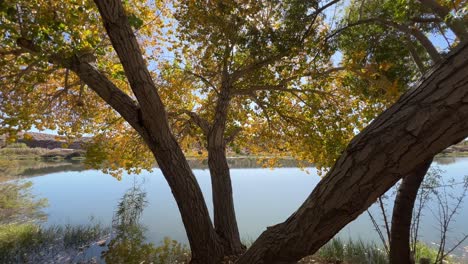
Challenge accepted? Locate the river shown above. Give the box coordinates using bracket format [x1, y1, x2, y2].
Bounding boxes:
[1, 156, 467, 261]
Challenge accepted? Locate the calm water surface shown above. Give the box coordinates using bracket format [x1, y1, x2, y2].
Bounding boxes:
[3, 157, 468, 259]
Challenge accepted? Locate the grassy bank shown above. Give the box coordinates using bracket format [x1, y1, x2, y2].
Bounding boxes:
[301, 238, 454, 264]
[1, 226, 458, 264]
[0, 222, 109, 263]
[0, 143, 84, 161]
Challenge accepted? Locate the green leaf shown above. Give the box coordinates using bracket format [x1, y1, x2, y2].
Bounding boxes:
[128, 14, 144, 30]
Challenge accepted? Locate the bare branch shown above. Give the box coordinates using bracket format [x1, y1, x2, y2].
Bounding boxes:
[225, 127, 242, 144]
[231, 54, 284, 83]
[233, 67, 344, 96]
[410, 16, 441, 23]
[367, 210, 390, 254]
[183, 110, 210, 136]
[378, 197, 391, 243]
[442, 233, 468, 259]
[186, 71, 219, 93]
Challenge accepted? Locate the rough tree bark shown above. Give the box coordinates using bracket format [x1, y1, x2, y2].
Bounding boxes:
[208, 85, 245, 255]
[90, 1, 223, 263]
[389, 159, 433, 264]
[237, 40, 468, 264]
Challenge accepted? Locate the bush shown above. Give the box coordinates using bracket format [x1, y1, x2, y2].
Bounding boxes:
[0, 223, 109, 263]
[5, 143, 28, 149]
[0, 147, 45, 156]
[317, 238, 387, 264]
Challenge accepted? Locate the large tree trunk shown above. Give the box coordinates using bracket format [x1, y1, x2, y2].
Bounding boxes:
[148, 142, 224, 264]
[208, 144, 244, 255]
[389, 159, 432, 264]
[418, 0, 468, 41]
[237, 40, 468, 264]
[92, 1, 224, 263]
[208, 86, 244, 255]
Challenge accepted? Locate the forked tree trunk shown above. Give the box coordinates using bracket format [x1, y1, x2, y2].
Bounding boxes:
[147, 141, 224, 264]
[66, 57, 225, 264]
[389, 159, 433, 264]
[237, 40, 468, 264]
[91, 1, 224, 263]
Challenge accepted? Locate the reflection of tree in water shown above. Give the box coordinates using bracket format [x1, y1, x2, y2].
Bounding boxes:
[104, 180, 189, 264]
[434, 157, 457, 165]
[0, 180, 107, 263]
[0, 180, 47, 224]
[0, 159, 85, 181]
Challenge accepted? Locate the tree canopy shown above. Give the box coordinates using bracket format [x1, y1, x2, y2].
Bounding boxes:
[1, 0, 467, 262]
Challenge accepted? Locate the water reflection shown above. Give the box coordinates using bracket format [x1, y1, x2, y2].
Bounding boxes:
[1, 156, 467, 262]
[0, 159, 84, 181]
[0, 180, 47, 224]
[0, 157, 307, 182]
[434, 156, 458, 165]
[103, 183, 190, 264]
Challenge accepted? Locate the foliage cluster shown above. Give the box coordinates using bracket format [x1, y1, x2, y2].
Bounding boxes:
[0, 222, 109, 263]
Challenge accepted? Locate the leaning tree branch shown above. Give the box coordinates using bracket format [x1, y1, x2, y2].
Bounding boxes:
[302, 0, 342, 42]
[237, 39, 468, 264]
[183, 110, 211, 136]
[15, 37, 146, 137]
[326, 18, 442, 62]
[186, 71, 220, 94]
[225, 127, 242, 144]
[93, 0, 171, 136]
[232, 67, 344, 96]
[231, 54, 284, 83]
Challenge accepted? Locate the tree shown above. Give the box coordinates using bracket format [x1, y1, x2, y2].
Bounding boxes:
[2, 0, 359, 261]
[1, 0, 223, 262]
[1, 0, 468, 263]
[236, 40, 468, 263]
[163, 0, 354, 254]
[418, 0, 468, 41]
[389, 160, 432, 263]
[336, 1, 467, 262]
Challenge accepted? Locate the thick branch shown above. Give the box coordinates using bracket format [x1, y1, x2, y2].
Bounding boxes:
[328, 18, 442, 62]
[237, 40, 468, 264]
[184, 110, 210, 136]
[405, 35, 426, 73]
[15, 37, 145, 137]
[418, 0, 468, 41]
[389, 159, 432, 263]
[68, 58, 146, 136]
[93, 0, 169, 135]
[233, 67, 344, 96]
[225, 127, 242, 144]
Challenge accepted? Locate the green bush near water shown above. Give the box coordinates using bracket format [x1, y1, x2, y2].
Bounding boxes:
[5, 143, 29, 149]
[0, 147, 48, 159]
[0, 223, 109, 263]
[317, 238, 388, 264]
[316, 238, 451, 264]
